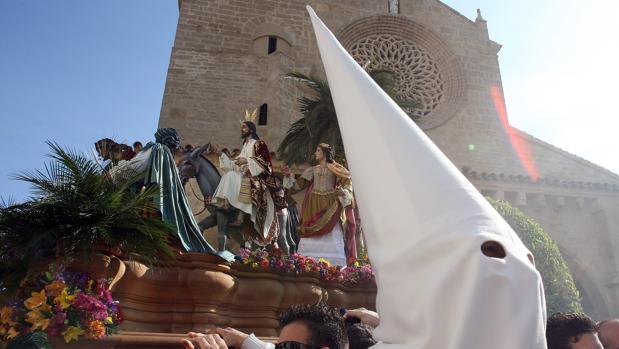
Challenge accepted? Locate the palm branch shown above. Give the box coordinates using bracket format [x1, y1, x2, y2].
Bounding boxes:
[278, 70, 421, 165]
[0, 141, 175, 296]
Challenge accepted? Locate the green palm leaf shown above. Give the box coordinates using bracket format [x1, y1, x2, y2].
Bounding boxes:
[0, 142, 175, 297]
[278, 69, 421, 165]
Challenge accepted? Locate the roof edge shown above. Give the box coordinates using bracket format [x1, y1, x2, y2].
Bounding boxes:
[512, 127, 619, 181]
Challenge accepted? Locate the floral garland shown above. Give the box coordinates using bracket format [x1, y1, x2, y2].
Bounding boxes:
[236, 249, 375, 284]
[0, 265, 122, 347]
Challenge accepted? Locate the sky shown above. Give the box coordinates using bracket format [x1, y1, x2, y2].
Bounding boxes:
[1, 0, 618, 202]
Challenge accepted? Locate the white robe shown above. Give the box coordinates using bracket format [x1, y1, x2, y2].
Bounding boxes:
[212, 139, 275, 240]
[296, 223, 346, 266]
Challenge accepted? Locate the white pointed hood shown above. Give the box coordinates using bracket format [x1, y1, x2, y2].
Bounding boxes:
[306, 6, 547, 349]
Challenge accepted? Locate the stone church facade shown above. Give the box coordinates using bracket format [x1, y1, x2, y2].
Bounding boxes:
[159, 0, 619, 319]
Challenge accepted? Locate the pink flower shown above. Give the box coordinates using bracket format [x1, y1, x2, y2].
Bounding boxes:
[239, 248, 251, 259]
[73, 292, 108, 321]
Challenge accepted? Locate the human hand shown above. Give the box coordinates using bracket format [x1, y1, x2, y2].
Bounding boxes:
[211, 327, 249, 348]
[235, 158, 248, 166]
[181, 333, 228, 349]
[344, 308, 380, 328]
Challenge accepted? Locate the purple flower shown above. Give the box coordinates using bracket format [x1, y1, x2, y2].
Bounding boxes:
[47, 312, 67, 336]
[239, 248, 251, 259]
[73, 292, 108, 321]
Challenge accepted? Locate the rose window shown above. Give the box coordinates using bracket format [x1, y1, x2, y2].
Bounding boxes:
[348, 34, 445, 120]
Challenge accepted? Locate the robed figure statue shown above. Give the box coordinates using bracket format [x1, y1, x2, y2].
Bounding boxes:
[296, 143, 357, 266]
[211, 114, 287, 248]
[109, 128, 221, 257]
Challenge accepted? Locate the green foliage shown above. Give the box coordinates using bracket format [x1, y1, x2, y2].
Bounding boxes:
[6, 332, 52, 349]
[489, 198, 584, 314]
[278, 72, 341, 165]
[0, 142, 175, 297]
[278, 71, 421, 165]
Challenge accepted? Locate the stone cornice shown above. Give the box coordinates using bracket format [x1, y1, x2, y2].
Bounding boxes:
[464, 170, 619, 193]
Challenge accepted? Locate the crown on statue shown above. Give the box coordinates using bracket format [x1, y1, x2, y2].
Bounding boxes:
[242, 109, 258, 123]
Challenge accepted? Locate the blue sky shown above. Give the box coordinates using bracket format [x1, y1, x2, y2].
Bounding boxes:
[1, 0, 618, 201]
[0, 0, 178, 201]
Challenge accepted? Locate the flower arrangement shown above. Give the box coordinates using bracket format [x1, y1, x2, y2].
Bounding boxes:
[236, 249, 375, 284]
[0, 265, 122, 348]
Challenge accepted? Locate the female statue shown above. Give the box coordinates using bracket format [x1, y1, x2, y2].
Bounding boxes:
[296, 143, 357, 266]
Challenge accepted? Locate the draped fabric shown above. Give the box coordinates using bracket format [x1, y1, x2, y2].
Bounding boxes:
[143, 143, 217, 254]
[213, 139, 286, 246]
[298, 164, 358, 265]
[307, 6, 547, 349]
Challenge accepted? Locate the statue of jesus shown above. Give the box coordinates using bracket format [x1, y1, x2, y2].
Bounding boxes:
[211, 112, 286, 248]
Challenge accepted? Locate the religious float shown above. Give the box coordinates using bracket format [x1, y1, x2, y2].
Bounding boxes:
[0, 136, 376, 349]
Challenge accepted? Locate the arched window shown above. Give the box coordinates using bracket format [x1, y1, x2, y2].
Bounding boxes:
[252, 23, 293, 56]
[267, 36, 278, 54]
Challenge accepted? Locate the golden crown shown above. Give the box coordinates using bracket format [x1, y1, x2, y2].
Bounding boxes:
[242, 109, 258, 123]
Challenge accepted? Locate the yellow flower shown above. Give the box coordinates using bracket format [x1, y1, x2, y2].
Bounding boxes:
[104, 316, 114, 325]
[62, 326, 84, 343]
[24, 289, 48, 310]
[25, 310, 50, 331]
[45, 280, 66, 297]
[54, 289, 76, 310]
[6, 326, 18, 339]
[0, 306, 16, 326]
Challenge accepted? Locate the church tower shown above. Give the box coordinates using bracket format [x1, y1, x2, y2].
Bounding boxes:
[160, 0, 619, 319]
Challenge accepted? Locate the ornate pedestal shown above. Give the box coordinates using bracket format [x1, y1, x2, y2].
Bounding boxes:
[64, 252, 375, 348]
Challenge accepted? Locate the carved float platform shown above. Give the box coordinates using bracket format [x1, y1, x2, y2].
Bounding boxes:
[62, 252, 376, 348]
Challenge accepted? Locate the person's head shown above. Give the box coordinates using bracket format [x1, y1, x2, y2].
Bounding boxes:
[155, 128, 182, 151]
[346, 323, 375, 349]
[315, 143, 334, 163]
[241, 121, 259, 140]
[278, 303, 347, 349]
[547, 312, 603, 349]
[133, 141, 143, 153]
[598, 319, 619, 349]
[110, 143, 124, 161]
[95, 138, 116, 160]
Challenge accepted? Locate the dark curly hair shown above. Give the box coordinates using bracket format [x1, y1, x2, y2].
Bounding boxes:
[279, 303, 347, 349]
[546, 312, 599, 349]
[347, 323, 376, 349]
[155, 128, 182, 151]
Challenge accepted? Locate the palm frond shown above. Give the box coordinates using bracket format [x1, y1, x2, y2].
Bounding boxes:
[0, 142, 175, 296]
[280, 68, 423, 165]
